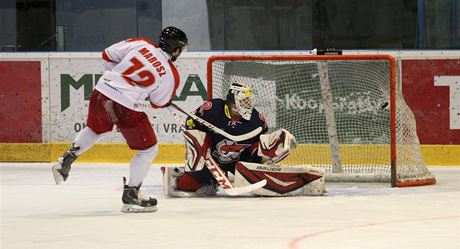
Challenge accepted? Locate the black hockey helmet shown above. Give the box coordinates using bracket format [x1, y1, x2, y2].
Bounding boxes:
[159, 26, 188, 61]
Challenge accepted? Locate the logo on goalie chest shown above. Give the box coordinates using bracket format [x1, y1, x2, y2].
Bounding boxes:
[227, 119, 242, 128]
[212, 139, 250, 163]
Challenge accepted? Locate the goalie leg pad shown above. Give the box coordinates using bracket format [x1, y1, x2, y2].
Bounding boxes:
[161, 166, 217, 198]
[234, 162, 326, 196]
[184, 129, 210, 172]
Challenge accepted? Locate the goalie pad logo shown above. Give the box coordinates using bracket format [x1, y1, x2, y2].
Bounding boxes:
[212, 139, 250, 164]
[235, 162, 323, 194]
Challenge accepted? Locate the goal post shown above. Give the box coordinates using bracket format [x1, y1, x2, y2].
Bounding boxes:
[207, 54, 436, 187]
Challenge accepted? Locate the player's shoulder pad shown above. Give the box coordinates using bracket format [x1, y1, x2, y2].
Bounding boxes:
[126, 37, 157, 47]
[210, 98, 225, 106]
[251, 108, 264, 121]
[200, 99, 224, 112]
[252, 108, 268, 129]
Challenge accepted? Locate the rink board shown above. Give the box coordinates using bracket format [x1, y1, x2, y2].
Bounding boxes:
[0, 50, 459, 165]
[0, 143, 458, 166]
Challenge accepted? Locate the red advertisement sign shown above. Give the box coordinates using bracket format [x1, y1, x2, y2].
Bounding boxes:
[0, 61, 42, 142]
[402, 59, 460, 144]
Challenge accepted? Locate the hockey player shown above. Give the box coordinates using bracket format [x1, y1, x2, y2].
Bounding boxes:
[163, 83, 326, 197]
[52, 26, 188, 212]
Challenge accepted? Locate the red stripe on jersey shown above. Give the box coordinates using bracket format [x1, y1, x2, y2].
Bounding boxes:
[102, 50, 116, 63]
[150, 62, 181, 109]
[126, 37, 159, 48]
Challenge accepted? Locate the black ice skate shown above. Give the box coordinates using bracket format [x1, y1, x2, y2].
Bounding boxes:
[121, 177, 158, 213]
[51, 143, 80, 185]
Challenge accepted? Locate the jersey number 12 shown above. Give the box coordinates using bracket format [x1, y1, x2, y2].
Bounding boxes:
[122, 57, 155, 87]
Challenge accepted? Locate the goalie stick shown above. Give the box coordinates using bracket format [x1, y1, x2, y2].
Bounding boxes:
[170, 103, 263, 142]
[169, 110, 267, 196]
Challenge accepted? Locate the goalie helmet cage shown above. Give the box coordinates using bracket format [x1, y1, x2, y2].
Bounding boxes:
[207, 54, 436, 187]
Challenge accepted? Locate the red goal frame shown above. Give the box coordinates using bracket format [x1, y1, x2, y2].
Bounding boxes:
[207, 54, 435, 187]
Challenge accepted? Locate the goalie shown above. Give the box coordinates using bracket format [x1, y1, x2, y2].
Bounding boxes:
[163, 83, 325, 197]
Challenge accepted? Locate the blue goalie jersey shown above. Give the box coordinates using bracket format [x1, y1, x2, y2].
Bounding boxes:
[186, 99, 268, 173]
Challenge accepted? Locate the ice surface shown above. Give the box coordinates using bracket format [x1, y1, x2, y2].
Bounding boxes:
[1, 163, 459, 249]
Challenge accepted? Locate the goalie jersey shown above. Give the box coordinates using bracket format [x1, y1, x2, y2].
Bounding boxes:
[186, 99, 268, 172]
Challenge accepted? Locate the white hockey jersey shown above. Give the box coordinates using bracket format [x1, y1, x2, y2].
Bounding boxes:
[95, 38, 180, 111]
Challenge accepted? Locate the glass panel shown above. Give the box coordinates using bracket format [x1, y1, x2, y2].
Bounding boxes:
[16, 0, 54, 51]
[2, 0, 459, 51]
[56, 0, 136, 51]
[0, 0, 17, 51]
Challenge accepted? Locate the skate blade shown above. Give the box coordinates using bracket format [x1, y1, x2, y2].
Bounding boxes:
[51, 164, 65, 185]
[121, 204, 158, 213]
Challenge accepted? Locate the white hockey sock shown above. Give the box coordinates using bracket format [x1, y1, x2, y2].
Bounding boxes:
[128, 144, 158, 187]
[73, 127, 103, 156]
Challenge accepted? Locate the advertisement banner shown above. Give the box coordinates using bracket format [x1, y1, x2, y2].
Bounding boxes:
[0, 61, 42, 143]
[48, 55, 208, 144]
[402, 59, 460, 144]
[1, 51, 460, 164]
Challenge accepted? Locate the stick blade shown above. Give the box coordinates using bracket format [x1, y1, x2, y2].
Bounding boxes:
[224, 179, 267, 196]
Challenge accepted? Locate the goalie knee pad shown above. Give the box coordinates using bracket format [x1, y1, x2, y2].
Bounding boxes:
[162, 166, 217, 198]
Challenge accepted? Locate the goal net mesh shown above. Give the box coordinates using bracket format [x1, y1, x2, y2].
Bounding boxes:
[208, 55, 435, 187]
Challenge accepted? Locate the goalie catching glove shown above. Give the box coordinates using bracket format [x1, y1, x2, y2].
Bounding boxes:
[258, 129, 297, 164]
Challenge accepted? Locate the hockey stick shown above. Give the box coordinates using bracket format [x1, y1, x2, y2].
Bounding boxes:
[204, 155, 267, 196]
[170, 110, 267, 196]
[170, 103, 263, 142]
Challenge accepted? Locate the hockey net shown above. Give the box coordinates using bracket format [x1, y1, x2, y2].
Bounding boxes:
[207, 54, 436, 187]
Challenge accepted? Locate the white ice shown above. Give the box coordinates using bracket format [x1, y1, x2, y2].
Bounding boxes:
[1, 163, 459, 249]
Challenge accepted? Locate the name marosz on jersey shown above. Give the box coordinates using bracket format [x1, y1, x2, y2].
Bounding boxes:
[138, 47, 166, 77]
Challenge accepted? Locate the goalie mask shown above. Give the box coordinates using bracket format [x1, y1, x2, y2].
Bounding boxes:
[226, 83, 255, 121]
